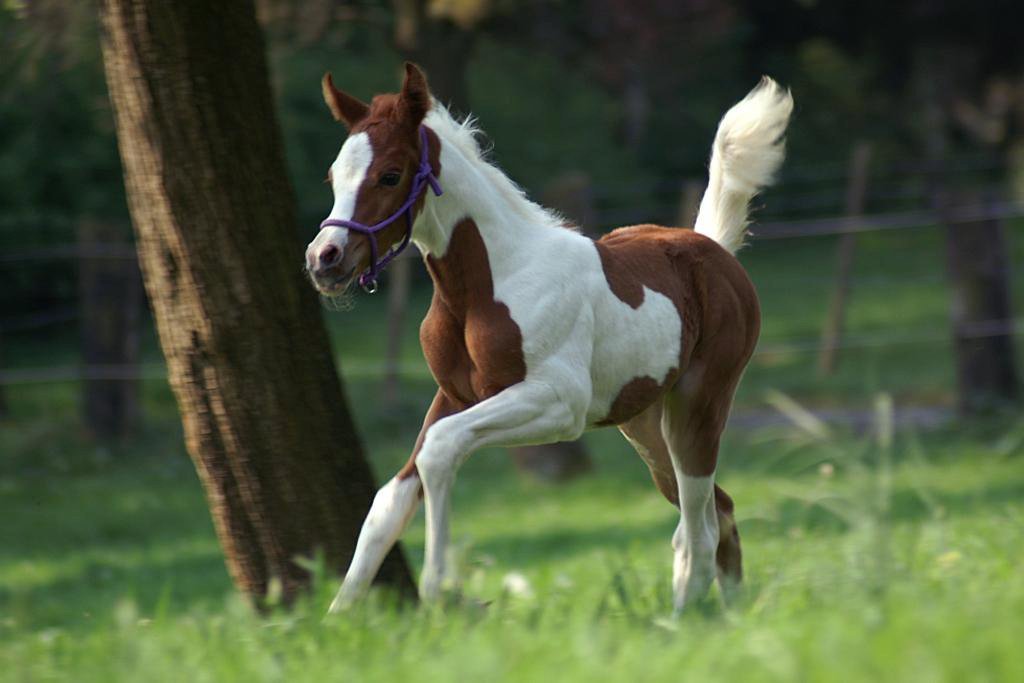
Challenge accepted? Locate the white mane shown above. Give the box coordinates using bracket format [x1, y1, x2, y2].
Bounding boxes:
[423, 103, 573, 231]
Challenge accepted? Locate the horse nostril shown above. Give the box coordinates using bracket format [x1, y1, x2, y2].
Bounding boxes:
[319, 244, 341, 268]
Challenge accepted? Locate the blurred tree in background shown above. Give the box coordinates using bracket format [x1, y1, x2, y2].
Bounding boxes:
[742, 0, 1024, 412]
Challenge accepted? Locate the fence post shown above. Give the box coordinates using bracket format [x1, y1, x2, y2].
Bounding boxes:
[78, 220, 142, 440]
[382, 254, 412, 408]
[817, 142, 872, 376]
[676, 179, 705, 228]
[0, 333, 6, 418]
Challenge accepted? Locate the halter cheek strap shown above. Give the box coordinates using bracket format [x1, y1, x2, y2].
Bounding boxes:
[318, 126, 442, 293]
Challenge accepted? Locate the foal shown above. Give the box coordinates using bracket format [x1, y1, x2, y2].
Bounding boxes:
[305, 64, 793, 613]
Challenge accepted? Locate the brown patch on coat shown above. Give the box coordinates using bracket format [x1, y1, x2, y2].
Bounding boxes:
[396, 389, 464, 481]
[420, 217, 527, 404]
[598, 226, 760, 476]
[595, 376, 663, 427]
[395, 217, 526, 480]
[598, 227, 757, 436]
[345, 118, 441, 274]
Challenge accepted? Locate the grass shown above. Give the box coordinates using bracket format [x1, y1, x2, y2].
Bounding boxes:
[2, 383, 1024, 681]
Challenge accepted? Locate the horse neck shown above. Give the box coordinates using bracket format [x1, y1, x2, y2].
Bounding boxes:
[412, 133, 549, 261]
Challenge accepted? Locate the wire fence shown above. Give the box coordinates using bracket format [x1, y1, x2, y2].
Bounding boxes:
[2, 156, 1023, 389]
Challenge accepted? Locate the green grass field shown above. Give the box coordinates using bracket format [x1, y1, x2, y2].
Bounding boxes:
[3, 400, 1023, 682]
[2, 224, 1024, 681]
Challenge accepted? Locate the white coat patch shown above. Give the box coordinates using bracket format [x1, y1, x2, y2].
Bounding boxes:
[310, 131, 374, 254]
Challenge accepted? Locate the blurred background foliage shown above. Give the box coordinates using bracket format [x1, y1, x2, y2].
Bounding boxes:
[2, 0, 1024, 422]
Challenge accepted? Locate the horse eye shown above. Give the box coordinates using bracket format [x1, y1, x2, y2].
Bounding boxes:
[379, 172, 401, 187]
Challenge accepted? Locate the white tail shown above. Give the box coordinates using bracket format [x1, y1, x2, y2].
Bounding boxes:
[694, 77, 793, 255]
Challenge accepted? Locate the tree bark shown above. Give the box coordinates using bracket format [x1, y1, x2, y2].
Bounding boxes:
[98, 0, 415, 604]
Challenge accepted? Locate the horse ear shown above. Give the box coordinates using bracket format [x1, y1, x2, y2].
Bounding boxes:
[398, 62, 431, 127]
[322, 73, 369, 128]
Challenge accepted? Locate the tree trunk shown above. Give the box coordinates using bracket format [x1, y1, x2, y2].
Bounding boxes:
[98, 0, 415, 604]
[509, 440, 592, 483]
[78, 219, 142, 440]
[915, 44, 1021, 415]
[393, 0, 475, 116]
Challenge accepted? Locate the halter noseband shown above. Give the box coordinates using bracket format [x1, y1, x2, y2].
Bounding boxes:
[319, 126, 442, 293]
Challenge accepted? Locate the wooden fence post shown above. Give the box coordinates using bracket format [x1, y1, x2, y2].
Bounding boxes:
[0, 333, 7, 419]
[817, 142, 872, 376]
[382, 253, 412, 408]
[942, 191, 1020, 413]
[78, 219, 142, 440]
[676, 179, 705, 228]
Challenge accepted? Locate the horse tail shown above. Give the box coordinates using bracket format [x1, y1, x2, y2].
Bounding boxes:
[694, 77, 793, 255]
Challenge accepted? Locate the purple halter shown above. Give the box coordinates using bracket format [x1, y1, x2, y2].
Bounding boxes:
[319, 126, 442, 293]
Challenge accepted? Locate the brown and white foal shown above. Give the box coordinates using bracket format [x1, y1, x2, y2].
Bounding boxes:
[305, 64, 793, 613]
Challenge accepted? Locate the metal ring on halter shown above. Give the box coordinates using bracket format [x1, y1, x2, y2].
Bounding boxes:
[361, 278, 379, 295]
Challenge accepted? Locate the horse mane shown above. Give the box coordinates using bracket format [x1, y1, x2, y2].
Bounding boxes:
[424, 102, 578, 232]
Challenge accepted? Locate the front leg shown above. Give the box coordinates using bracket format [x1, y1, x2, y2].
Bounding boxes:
[416, 381, 582, 601]
[328, 390, 460, 613]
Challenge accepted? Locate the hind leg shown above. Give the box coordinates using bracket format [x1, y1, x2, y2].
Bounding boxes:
[620, 397, 743, 610]
[619, 398, 678, 503]
[660, 365, 747, 612]
[714, 484, 742, 599]
[666, 466, 719, 612]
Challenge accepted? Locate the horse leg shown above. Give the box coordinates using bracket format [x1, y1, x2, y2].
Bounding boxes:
[660, 367, 744, 613]
[619, 398, 678, 505]
[620, 395, 744, 609]
[713, 483, 742, 599]
[328, 474, 421, 612]
[415, 381, 581, 601]
[328, 391, 459, 613]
